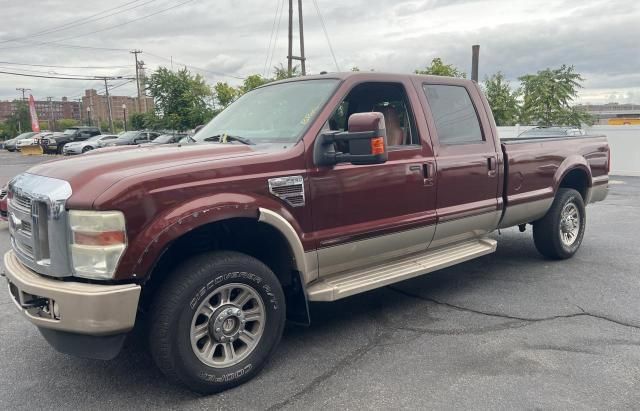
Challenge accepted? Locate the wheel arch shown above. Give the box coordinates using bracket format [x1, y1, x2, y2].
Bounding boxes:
[554, 156, 592, 201]
[139, 208, 312, 325]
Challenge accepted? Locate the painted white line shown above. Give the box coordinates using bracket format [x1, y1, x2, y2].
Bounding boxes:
[609, 180, 626, 185]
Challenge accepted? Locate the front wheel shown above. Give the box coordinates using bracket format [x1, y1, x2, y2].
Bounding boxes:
[149, 251, 286, 394]
[533, 188, 586, 259]
[82, 146, 93, 153]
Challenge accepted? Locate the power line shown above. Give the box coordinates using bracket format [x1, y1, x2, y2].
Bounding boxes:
[267, 0, 287, 78]
[0, 0, 155, 44]
[0, 61, 132, 69]
[144, 52, 245, 80]
[263, 0, 283, 77]
[0, 0, 198, 51]
[311, 0, 340, 71]
[0, 70, 134, 81]
[0, 65, 134, 78]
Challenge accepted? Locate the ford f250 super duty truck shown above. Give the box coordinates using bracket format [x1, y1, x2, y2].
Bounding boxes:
[2, 72, 609, 393]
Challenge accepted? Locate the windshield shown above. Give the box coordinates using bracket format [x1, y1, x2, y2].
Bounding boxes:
[115, 131, 140, 141]
[63, 128, 78, 135]
[194, 79, 338, 144]
[15, 132, 35, 139]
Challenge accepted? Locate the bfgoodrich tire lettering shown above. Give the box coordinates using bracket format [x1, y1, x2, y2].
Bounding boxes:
[149, 251, 286, 394]
[533, 188, 586, 259]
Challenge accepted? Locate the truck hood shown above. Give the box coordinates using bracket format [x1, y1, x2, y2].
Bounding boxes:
[26, 143, 260, 205]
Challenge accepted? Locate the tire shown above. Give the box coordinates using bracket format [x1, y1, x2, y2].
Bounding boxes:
[149, 251, 286, 394]
[82, 146, 93, 153]
[533, 188, 586, 259]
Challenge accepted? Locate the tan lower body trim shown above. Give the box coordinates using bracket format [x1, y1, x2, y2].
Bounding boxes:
[587, 176, 609, 204]
[3, 251, 140, 336]
[430, 210, 501, 249]
[317, 224, 436, 278]
[499, 197, 553, 228]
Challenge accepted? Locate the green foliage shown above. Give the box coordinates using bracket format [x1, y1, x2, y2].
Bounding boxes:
[240, 74, 270, 94]
[57, 118, 79, 130]
[415, 57, 466, 78]
[272, 63, 301, 81]
[99, 120, 110, 131]
[146, 67, 214, 131]
[518, 65, 593, 127]
[483, 72, 520, 126]
[4, 100, 30, 136]
[130, 112, 146, 130]
[213, 82, 239, 109]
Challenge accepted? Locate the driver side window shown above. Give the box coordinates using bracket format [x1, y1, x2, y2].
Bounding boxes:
[324, 82, 419, 147]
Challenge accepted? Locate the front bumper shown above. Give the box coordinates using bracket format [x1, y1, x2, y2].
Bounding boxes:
[62, 146, 82, 155]
[2, 250, 141, 336]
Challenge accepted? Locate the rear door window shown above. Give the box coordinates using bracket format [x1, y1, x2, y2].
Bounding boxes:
[423, 84, 483, 145]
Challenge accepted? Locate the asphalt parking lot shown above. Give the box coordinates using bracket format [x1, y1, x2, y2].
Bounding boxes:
[1, 150, 639, 410]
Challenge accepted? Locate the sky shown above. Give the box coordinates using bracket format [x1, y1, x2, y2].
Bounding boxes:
[0, 0, 638, 105]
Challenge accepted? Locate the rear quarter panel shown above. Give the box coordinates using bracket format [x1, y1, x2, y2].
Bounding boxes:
[499, 135, 609, 228]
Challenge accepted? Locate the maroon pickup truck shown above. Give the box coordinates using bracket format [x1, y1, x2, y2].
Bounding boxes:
[3, 72, 609, 393]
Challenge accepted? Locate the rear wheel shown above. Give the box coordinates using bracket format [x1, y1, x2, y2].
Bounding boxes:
[533, 188, 586, 259]
[149, 251, 286, 394]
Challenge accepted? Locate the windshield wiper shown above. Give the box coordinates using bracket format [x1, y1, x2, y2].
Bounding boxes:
[203, 134, 255, 145]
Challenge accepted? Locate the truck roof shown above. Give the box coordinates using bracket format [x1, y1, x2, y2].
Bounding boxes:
[266, 71, 475, 87]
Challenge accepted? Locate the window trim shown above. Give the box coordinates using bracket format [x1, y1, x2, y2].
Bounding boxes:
[422, 83, 486, 146]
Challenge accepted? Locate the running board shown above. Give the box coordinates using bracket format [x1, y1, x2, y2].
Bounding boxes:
[306, 238, 497, 302]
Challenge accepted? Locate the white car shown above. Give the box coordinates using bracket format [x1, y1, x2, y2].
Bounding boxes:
[16, 132, 52, 150]
[62, 134, 119, 155]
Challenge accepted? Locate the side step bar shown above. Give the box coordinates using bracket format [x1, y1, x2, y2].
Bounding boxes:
[306, 238, 497, 302]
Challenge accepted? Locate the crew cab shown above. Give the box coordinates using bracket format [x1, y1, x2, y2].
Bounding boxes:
[2, 72, 609, 394]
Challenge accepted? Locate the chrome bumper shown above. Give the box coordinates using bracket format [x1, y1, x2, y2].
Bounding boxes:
[3, 250, 140, 336]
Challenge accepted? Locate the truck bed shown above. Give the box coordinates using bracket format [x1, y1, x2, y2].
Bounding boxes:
[498, 134, 609, 228]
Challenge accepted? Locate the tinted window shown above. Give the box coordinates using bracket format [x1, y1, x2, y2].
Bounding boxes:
[423, 84, 483, 144]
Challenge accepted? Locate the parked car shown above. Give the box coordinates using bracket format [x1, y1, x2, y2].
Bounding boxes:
[5, 132, 37, 152]
[178, 135, 196, 144]
[146, 133, 188, 145]
[16, 132, 52, 150]
[0, 184, 7, 221]
[48, 126, 101, 154]
[519, 126, 587, 138]
[62, 134, 119, 155]
[3, 72, 610, 394]
[107, 130, 161, 146]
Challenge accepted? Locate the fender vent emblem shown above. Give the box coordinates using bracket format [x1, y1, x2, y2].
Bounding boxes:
[268, 175, 305, 207]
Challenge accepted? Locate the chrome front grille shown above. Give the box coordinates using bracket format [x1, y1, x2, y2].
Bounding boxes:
[7, 173, 73, 277]
[13, 194, 32, 212]
[0, 188, 7, 200]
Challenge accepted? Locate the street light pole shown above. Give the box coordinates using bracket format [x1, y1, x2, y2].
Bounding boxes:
[87, 107, 92, 127]
[122, 104, 127, 131]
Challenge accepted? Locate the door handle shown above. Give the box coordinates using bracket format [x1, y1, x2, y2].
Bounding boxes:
[487, 156, 497, 171]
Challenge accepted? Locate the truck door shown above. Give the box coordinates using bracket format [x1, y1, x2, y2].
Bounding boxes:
[308, 79, 437, 278]
[414, 79, 501, 248]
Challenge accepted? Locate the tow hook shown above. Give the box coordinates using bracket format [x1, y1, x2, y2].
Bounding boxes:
[20, 297, 49, 310]
[518, 224, 527, 232]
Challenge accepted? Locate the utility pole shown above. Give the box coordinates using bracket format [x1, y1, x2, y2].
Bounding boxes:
[102, 78, 114, 133]
[76, 98, 83, 124]
[16, 88, 31, 133]
[47, 97, 54, 131]
[287, 0, 306, 76]
[130, 49, 143, 113]
[471, 44, 480, 82]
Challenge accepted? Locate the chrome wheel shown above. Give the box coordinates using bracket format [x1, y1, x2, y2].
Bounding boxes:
[190, 283, 265, 368]
[559, 202, 580, 246]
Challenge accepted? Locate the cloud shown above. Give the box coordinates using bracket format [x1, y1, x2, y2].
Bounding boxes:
[0, 0, 637, 105]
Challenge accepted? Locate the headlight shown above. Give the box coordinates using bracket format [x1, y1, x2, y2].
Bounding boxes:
[69, 210, 127, 279]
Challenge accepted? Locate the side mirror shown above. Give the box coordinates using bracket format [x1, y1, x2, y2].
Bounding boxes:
[314, 112, 388, 166]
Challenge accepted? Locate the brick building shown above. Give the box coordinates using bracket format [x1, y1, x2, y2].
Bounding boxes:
[81, 89, 153, 126]
[0, 97, 81, 123]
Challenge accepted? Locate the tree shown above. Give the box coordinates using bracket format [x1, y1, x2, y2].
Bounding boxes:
[483, 72, 520, 126]
[415, 57, 466, 78]
[57, 118, 79, 130]
[240, 74, 270, 94]
[146, 67, 214, 131]
[130, 112, 146, 130]
[273, 63, 300, 80]
[518, 65, 593, 126]
[4, 100, 30, 136]
[213, 82, 238, 109]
